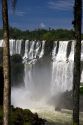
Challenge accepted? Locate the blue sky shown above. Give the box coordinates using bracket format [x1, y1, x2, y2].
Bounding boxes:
[0, 0, 82, 30]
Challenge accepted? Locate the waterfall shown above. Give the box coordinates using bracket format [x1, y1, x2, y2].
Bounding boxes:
[68, 40, 74, 61]
[0, 39, 83, 109]
[10, 39, 16, 55]
[16, 40, 23, 54]
[24, 63, 34, 89]
[0, 39, 23, 55]
[55, 41, 70, 61]
[51, 40, 83, 96]
[34, 41, 41, 58]
[28, 41, 35, 60]
[24, 40, 46, 91]
[10, 39, 23, 55]
[51, 41, 74, 95]
[81, 40, 83, 60]
[0, 40, 3, 47]
[23, 40, 29, 59]
[39, 40, 45, 58]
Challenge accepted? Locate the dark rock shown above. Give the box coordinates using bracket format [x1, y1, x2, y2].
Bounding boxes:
[55, 107, 61, 111]
[54, 90, 83, 111]
[10, 54, 24, 86]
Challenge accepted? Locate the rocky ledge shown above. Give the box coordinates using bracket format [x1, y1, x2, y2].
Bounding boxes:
[0, 105, 46, 125]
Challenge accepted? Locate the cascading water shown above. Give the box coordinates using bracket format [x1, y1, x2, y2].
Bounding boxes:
[39, 40, 45, 58]
[0, 40, 3, 47]
[0, 39, 83, 110]
[51, 41, 74, 95]
[9, 39, 23, 55]
[10, 39, 16, 55]
[10, 39, 51, 109]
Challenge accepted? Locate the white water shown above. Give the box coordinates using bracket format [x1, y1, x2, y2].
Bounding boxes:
[0, 40, 3, 47]
[51, 41, 74, 95]
[0, 39, 83, 110]
[55, 41, 69, 61]
[9, 39, 23, 55]
[39, 40, 45, 58]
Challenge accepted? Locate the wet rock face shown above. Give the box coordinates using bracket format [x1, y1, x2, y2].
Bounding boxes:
[54, 90, 83, 111]
[44, 41, 53, 56]
[58, 91, 73, 110]
[55, 41, 59, 56]
[66, 41, 72, 59]
[10, 54, 24, 87]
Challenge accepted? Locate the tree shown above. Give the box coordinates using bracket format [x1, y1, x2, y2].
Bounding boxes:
[2, 0, 16, 125]
[73, 0, 82, 125]
[2, 0, 10, 125]
[0, 66, 3, 105]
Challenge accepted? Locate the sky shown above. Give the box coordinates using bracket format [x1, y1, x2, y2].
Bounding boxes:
[0, 0, 82, 30]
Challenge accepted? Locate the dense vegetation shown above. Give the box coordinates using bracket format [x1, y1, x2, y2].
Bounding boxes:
[0, 105, 45, 125]
[1, 27, 83, 41]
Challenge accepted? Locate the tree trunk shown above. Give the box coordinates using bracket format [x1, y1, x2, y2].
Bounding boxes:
[73, 0, 82, 125]
[2, 0, 11, 125]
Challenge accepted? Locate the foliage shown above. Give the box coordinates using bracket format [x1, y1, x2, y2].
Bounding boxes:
[80, 86, 83, 95]
[0, 105, 45, 125]
[0, 27, 79, 41]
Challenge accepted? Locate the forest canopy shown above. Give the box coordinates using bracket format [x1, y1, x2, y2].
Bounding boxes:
[1, 27, 83, 41]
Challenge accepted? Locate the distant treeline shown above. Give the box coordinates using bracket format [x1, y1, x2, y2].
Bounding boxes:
[0, 27, 83, 41]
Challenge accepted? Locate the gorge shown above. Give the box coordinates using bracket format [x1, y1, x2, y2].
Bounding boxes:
[0, 39, 83, 124]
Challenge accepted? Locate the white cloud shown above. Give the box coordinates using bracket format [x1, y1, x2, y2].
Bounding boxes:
[15, 11, 26, 16]
[40, 23, 46, 28]
[48, 0, 74, 11]
[9, 10, 26, 16]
